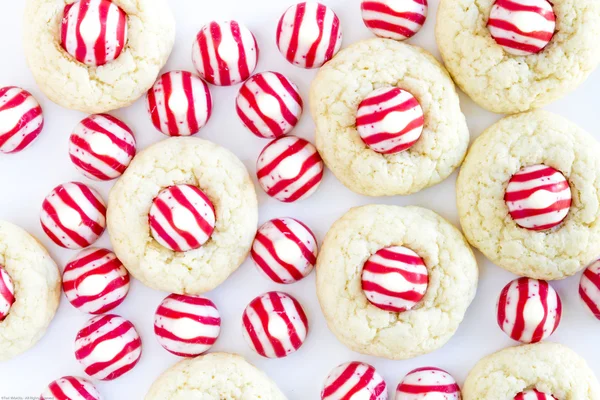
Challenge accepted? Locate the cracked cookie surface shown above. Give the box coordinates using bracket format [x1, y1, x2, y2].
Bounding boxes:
[107, 137, 258, 294]
[316, 205, 478, 360]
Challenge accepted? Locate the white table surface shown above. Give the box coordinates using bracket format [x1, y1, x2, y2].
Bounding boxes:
[1, 0, 599, 399]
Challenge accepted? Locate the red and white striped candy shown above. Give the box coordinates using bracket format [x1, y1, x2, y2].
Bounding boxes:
[40, 376, 101, 400]
[361, 0, 428, 41]
[154, 294, 221, 357]
[396, 367, 461, 400]
[236, 71, 303, 139]
[148, 184, 216, 252]
[497, 277, 562, 343]
[362, 246, 428, 313]
[146, 71, 213, 137]
[256, 136, 324, 203]
[251, 217, 318, 284]
[40, 182, 107, 250]
[321, 362, 388, 400]
[63, 248, 130, 315]
[75, 314, 142, 380]
[69, 114, 136, 181]
[356, 87, 424, 154]
[579, 260, 600, 320]
[60, 0, 128, 66]
[192, 20, 259, 86]
[505, 165, 571, 231]
[276, 2, 343, 69]
[242, 291, 308, 359]
[514, 390, 557, 400]
[488, 0, 556, 56]
[0, 86, 44, 154]
[0, 266, 15, 322]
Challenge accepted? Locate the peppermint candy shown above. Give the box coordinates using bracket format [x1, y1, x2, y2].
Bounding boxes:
[488, 0, 556, 56]
[396, 367, 461, 400]
[276, 2, 343, 69]
[356, 87, 424, 154]
[60, 0, 128, 66]
[146, 71, 213, 137]
[0, 86, 44, 154]
[579, 260, 600, 320]
[154, 294, 221, 357]
[236, 71, 303, 139]
[514, 390, 557, 400]
[0, 266, 15, 322]
[75, 314, 142, 380]
[149, 184, 216, 252]
[192, 20, 259, 86]
[40, 182, 107, 250]
[63, 248, 130, 315]
[505, 164, 571, 231]
[69, 114, 136, 181]
[242, 291, 308, 358]
[497, 277, 562, 343]
[256, 136, 324, 203]
[362, 246, 428, 313]
[321, 362, 388, 400]
[361, 0, 428, 41]
[251, 217, 318, 284]
[40, 376, 101, 400]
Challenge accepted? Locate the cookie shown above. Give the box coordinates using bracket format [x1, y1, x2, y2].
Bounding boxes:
[316, 205, 478, 359]
[462, 343, 600, 399]
[436, 0, 600, 114]
[23, 0, 175, 113]
[145, 352, 286, 400]
[107, 137, 258, 294]
[457, 110, 600, 280]
[310, 38, 469, 196]
[0, 220, 61, 361]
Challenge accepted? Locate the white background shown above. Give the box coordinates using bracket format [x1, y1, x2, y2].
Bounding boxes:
[1, 0, 600, 398]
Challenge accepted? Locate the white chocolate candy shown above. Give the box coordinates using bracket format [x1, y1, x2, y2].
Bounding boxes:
[361, 0, 428, 41]
[579, 259, 600, 320]
[321, 362, 388, 400]
[0, 86, 44, 154]
[40, 376, 101, 400]
[514, 389, 557, 400]
[0, 266, 15, 321]
[396, 367, 461, 400]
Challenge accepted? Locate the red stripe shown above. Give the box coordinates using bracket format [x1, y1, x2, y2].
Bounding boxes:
[251, 248, 286, 284]
[505, 181, 569, 202]
[198, 29, 215, 84]
[182, 72, 200, 133]
[357, 97, 420, 125]
[322, 7, 340, 66]
[94, 0, 110, 66]
[0, 107, 43, 148]
[495, 0, 555, 17]
[305, 4, 327, 68]
[362, 1, 427, 24]
[322, 363, 361, 397]
[161, 73, 180, 136]
[362, 281, 426, 302]
[242, 311, 266, 355]
[265, 152, 322, 201]
[530, 280, 549, 343]
[286, 3, 306, 64]
[508, 199, 571, 219]
[211, 22, 231, 86]
[171, 185, 214, 237]
[269, 292, 305, 351]
[510, 278, 530, 341]
[398, 382, 460, 394]
[253, 232, 304, 281]
[488, 19, 554, 41]
[273, 218, 317, 265]
[74, 1, 91, 64]
[231, 21, 250, 83]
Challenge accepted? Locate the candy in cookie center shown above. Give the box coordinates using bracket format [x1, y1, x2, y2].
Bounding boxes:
[0, 265, 15, 321]
[514, 389, 557, 400]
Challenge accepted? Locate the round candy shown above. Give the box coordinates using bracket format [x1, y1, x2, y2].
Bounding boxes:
[497, 277, 562, 343]
[154, 294, 221, 357]
[505, 164, 571, 231]
[0, 86, 44, 154]
[242, 291, 308, 358]
[0, 266, 15, 322]
[256, 136, 324, 203]
[63, 248, 130, 314]
[514, 389, 557, 400]
[40, 182, 107, 250]
[60, 0, 128, 66]
[236, 71, 303, 139]
[148, 184, 216, 252]
[40, 376, 101, 400]
[146, 70, 213, 137]
[276, 2, 343, 69]
[192, 20, 259, 86]
[488, 0, 556, 56]
[361, 0, 428, 41]
[69, 114, 136, 181]
[579, 259, 600, 320]
[362, 246, 428, 313]
[75, 314, 142, 380]
[251, 217, 318, 284]
[396, 367, 461, 399]
[356, 87, 425, 154]
[321, 362, 388, 400]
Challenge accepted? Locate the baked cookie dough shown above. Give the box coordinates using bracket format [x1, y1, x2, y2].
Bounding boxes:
[316, 205, 478, 360]
[457, 110, 600, 280]
[436, 0, 600, 114]
[310, 38, 469, 196]
[145, 352, 286, 400]
[107, 137, 258, 294]
[463, 342, 600, 399]
[0, 220, 61, 361]
[23, 0, 175, 114]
